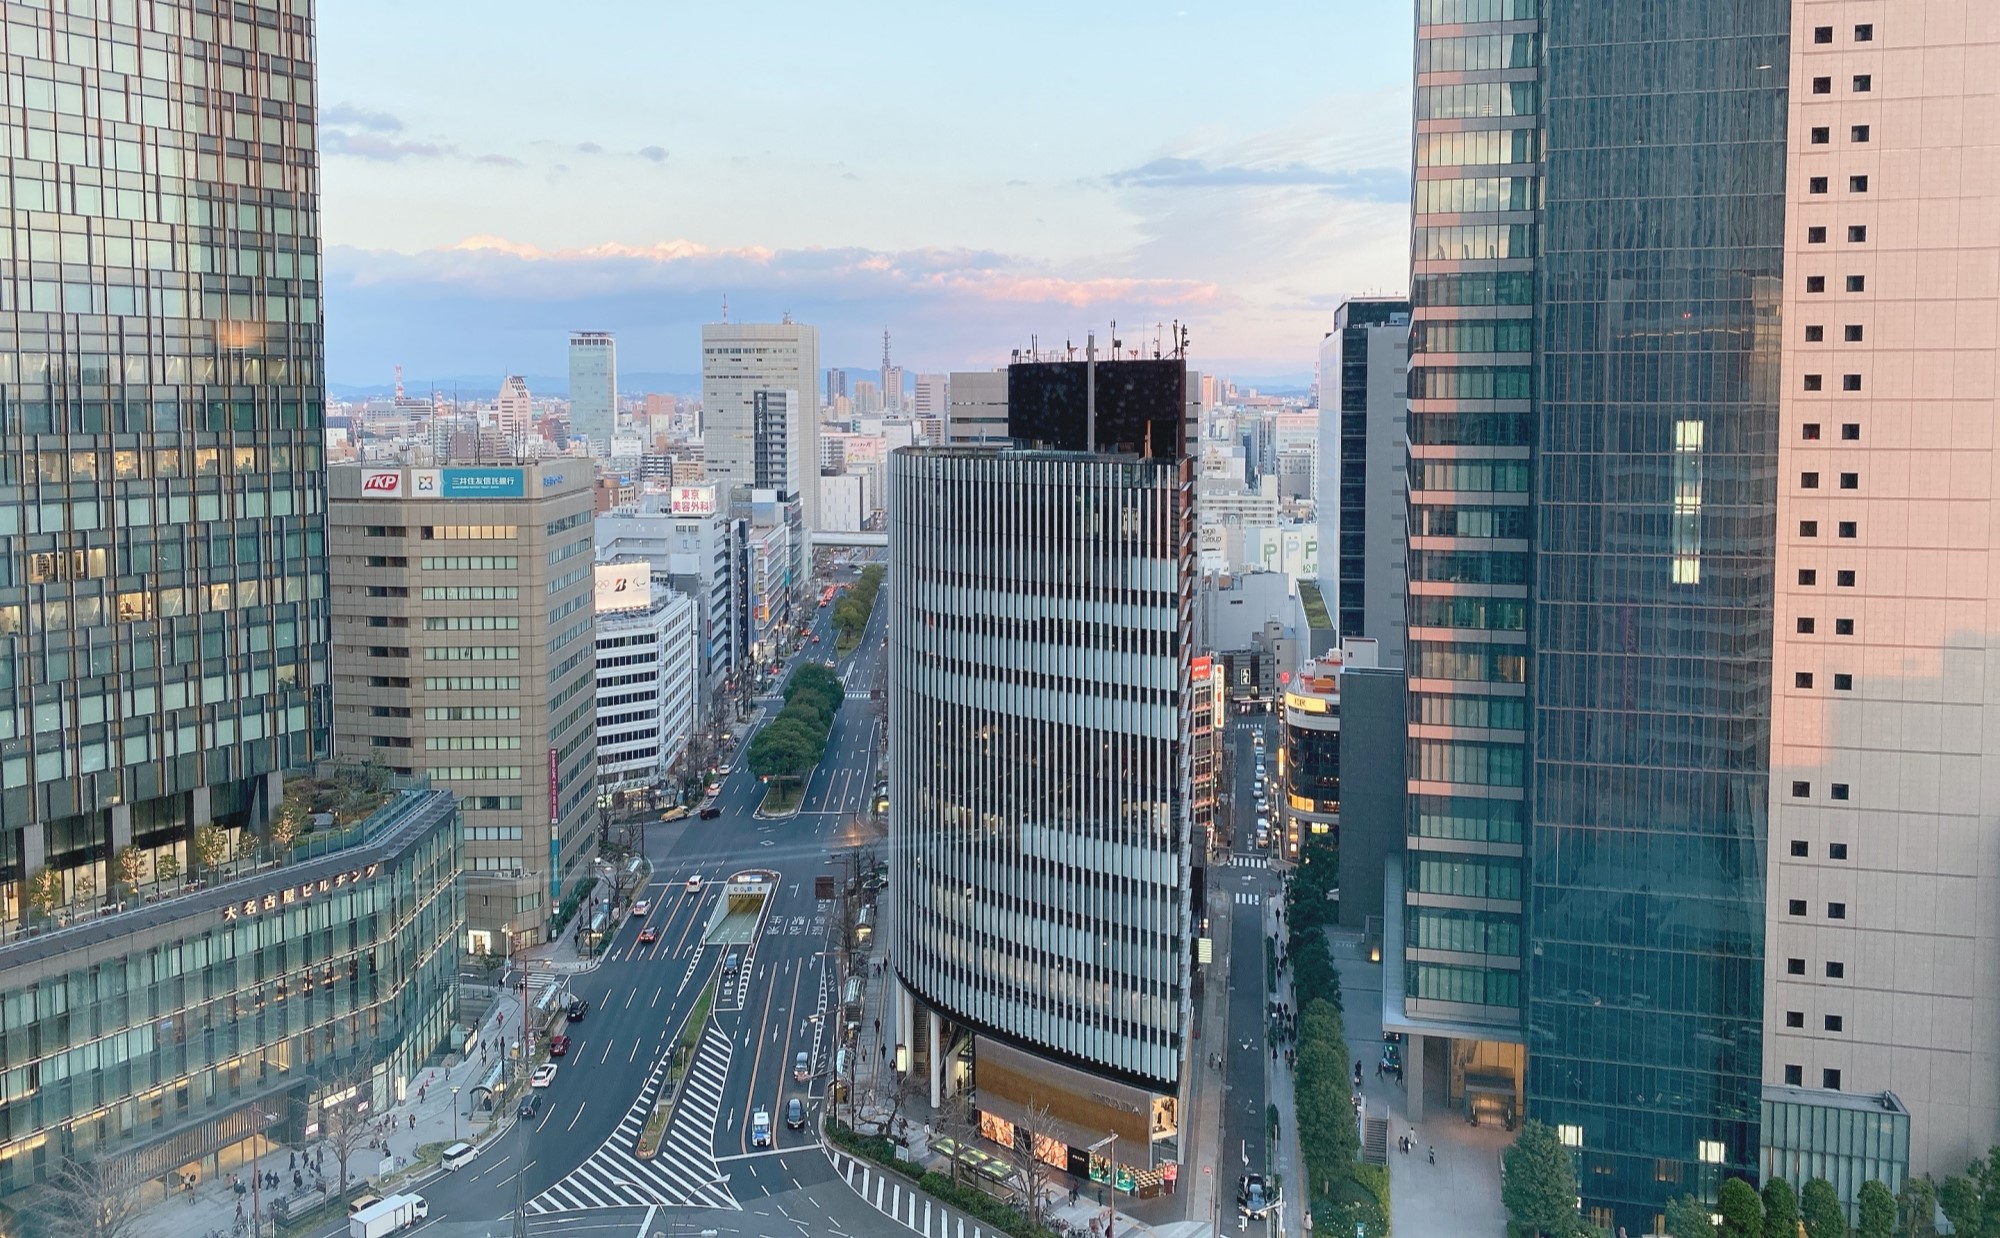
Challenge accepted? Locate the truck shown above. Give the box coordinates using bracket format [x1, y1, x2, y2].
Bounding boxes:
[349, 1193, 428, 1238]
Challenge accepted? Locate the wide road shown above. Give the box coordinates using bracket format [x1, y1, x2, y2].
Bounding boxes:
[416, 563, 896, 1236]
[1219, 715, 1282, 1234]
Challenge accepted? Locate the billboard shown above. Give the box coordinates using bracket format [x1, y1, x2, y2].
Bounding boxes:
[670, 484, 717, 517]
[593, 562, 652, 613]
[360, 469, 403, 498]
[410, 469, 441, 498]
[440, 467, 526, 499]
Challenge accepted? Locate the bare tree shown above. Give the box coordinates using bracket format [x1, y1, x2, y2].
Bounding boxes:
[872, 1067, 925, 1141]
[316, 1065, 377, 1200]
[34, 1155, 147, 1238]
[935, 1086, 981, 1189]
[1003, 1102, 1061, 1227]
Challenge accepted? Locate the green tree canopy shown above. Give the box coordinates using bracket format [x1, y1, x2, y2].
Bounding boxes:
[1665, 1194, 1718, 1238]
[1801, 1178, 1848, 1238]
[1762, 1177, 1800, 1238]
[1856, 1181, 1895, 1238]
[1718, 1177, 1764, 1238]
[1895, 1175, 1937, 1238]
[1501, 1121, 1585, 1238]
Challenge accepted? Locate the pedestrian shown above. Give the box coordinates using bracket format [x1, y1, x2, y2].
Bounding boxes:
[289, 1151, 296, 1171]
[409, 1113, 416, 1129]
[236, 1201, 244, 1221]
[1376, 1060, 1384, 1079]
[1428, 1145, 1436, 1165]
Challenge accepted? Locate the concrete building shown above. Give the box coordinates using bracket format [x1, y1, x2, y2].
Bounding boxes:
[853, 379, 882, 416]
[819, 474, 866, 533]
[1320, 297, 1411, 667]
[568, 331, 617, 453]
[0, 0, 332, 938]
[701, 321, 821, 530]
[328, 464, 598, 952]
[943, 372, 1005, 444]
[912, 373, 949, 417]
[0, 784, 462, 1206]
[888, 358, 1194, 1187]
[735, 494, 799, 667]
[592, 566, 698, 794]
[496, 374, 535, 442]
[595, 485, 739, 711]
[1764, 0, 2000, 1195]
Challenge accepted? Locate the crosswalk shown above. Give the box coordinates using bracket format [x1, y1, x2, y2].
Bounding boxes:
[1228, 854, 1269, 869]
[1233, 891, 1263, 905]
[826, 1148, 997, 1238]
[526, 1021, 737, 1212]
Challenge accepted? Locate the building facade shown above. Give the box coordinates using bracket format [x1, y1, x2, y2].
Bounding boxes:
[945, 370, 1009, 446]
[567, 331, 617, 454]
[1280, 654, 1344, 866]
[701, 322, 820, 530]
[1320, 296, 1411, 667]
[0, 0, 331, 936]
[1765, 0, 2000, 1191]
[592, 569, 698, 794]
[327, 464, 598, 953]
[595, 487, 738, 714]
[0, 784, 461, 1207]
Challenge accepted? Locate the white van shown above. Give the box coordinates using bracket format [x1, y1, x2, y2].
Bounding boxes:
[441, 1141, 478, 1170]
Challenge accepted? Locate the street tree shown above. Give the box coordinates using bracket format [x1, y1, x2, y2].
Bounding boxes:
[1801, 1178, 1849, 1238]
[268, 802, 304, 861]
[113, 846, 148, 900]
[153, 850, 181, 892]
[317, 1066, 376, 1201]
[1501, 1121, 1586, 1238]
[1762, 1176, 1801, 1238]
[192, 824, 230, 879]
[1857, 1180, 1897, 1238]
[1004, 1102, 1060, 1228]
[1896, 1175, 1938, 1238]
[1665, 1194, 1719, 1238]
[1719, 1177, 1765, 1238]
[34, 1156, 148, 1238]
[26, 866, 66, 921]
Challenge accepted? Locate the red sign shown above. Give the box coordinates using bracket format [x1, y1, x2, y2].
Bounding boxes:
[361, 469, 403, 497]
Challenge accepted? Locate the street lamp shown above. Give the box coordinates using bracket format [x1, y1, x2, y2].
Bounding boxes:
[250, 1108, 279, 1238]
[450, 1086, 460, 1143]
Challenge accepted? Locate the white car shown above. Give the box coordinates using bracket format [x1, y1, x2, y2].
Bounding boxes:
[751, 1108, 772, 1148]
[532, 1063, 558, 1089]
[632, 899, 651, 917]
[716, 764, 733, 776]
[685, 875, 704, 893]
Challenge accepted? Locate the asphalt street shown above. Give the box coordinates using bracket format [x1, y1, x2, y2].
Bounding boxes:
[409, 556, 898, 1238]
[1220, 716, 1281, 1235]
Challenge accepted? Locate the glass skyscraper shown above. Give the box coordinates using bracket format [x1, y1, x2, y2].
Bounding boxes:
[0, 1, 329, 926]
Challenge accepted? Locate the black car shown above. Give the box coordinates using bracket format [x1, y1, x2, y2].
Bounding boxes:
[517, 1093, 539, 1119]
[566, 999, 588, 1022]
[1238, 1174, 1275, 1219]
[786, 1097, 806, 1129]
[699, 806, 722, 820]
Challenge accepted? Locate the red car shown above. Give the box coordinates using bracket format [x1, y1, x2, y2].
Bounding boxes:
[549, 1034, 569, 1057]
[637, 927, 658, 944]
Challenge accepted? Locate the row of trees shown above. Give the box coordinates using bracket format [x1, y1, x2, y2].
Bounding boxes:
[831, 565, 886, 646]
[746, 663, 846, 790]
[22, 826, 242, 921]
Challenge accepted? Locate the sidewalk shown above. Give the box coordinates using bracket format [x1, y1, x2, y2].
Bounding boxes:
[1268, 898, 1306, 1238]
[132, 885, 610, 1238]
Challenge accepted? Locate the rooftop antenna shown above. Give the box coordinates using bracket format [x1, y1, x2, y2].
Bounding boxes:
[782, 310, 792, 324]
[881, 327, 892, 369]
[721, 293, 729, 323]
[394, 364, 404, 401]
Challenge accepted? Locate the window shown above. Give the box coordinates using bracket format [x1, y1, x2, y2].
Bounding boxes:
[1834, 673, 1853, 690]
[1831, 784, 1850, 800]
[1849, 175, 1870, 193]
[1855, 23, 1873, 40]
[1845, 325, 1864, 343]
[1807, 276, 1826, 293]
[1824, 1069, 1843, 1090]
[1847, 275, 1866, 291]
[1810, 126, 1830, 144]
[1852, 75, 1871, 92]
[1830, 842, 1849, 859]
[1558, 1125, 1584, 1149]
[1800, 521, 1819, 537]
[1825, 1015, 1844, 1032]
[1807, 226, 1827, 244]
[1848, 225, 1867, 243]
[1802, 423, 1821, 440]
[1786, 1010, 1806, 1027]
[1851, 124, 1870, 142]
[1787, 958, 1807, 976]
[1838, 521, 1856, 538]
[1839, 473, 1859, 489]
[1797, 617, 1816, 634]
[1843, 374, 1862, 391]
[1801, 472, 1820, 489]
[1800, 569, 1819, 586]
[1808, 176, 1829, 195]
[1828, 902, 1847, 919]
[1786, 1065, 1804, 1086]
[1805, 325, 1825, 342]
[1835, 618, 1855, 635]
[1803, 374, 1823, 391]
[1812, 76, 1832, 94]
[1791, 781, 1811, 797]
[1812, 25, 1832, 42]
[1837, 570, 1856, 586]
[1827, 961, 1845, 978]
[1795, 672, 1815, 689]
[1790, 841, 1809, 858]
[1789, 899, 1808, 916]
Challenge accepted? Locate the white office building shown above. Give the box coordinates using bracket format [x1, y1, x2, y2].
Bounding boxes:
[703, 321, 821, 529]
[568, 331, 617, 453]
[592, 566, 699, 793]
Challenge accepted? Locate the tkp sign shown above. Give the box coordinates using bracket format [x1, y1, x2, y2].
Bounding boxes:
[360, 469, 403, 497]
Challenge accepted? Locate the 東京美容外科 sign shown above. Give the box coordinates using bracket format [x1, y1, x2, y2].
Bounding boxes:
[439, 468, 526, 498]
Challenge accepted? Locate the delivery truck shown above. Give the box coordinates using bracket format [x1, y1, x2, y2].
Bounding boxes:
[348, 1192, 428, 1238]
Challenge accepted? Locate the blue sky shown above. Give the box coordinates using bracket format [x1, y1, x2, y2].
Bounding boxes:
[319, 2, 1413, 390]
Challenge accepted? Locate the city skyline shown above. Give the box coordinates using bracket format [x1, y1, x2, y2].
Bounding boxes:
[318, 0, 1413, 386]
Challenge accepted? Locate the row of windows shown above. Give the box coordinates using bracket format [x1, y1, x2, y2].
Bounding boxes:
[1410, 549, 1531, 585]
[1414, 692, 1528, 731]
[1797, 520, 1859, 539]
[548, 565, 589, 595]
[1408, 962, 1521, 1010]
[1789, 840, 1851, 861]
[1416, 81, 1539, 121]
[1408, 410, 1532, 446]
[23, 444, 312, 483]
[1413, 318, 1534, 356]
[1414, 224, 1535, 262]
[545, 511, 589, 537]
[1409, 459, 1531, 493]
[1411, 505, 1531, 539]
[462, 796, 526, 811]
[546, 535, 591, 566]
[1414, 175, 1539, 216]
[1412, 270, 1534, 307]
[420, 556, 518, 571]
[1417, 0, 1539, 22]
[1409, 594, 1528, 632]
[1409, 642, 1528, 684]
[421, 586, 518, 600]
[1409, 366, 1533, 402]
[465, 826, 525, 842]
[1415, 34, 1537, 74]
[422, 676, 521, 691]
[422, 615, 519, 631]
[1412, 737, 1526, 788]
[422, 525, 517, 540]
[432, 767, 523, 782]
[1412, 854, 1523, 902]
[421, 646, 519, 661]
[1410, 907, 1521, 957]
[1785, 900, 1848, 921]
[1412, 793, 1524, 844]
[425, 735, 521, 751]
[424, 706, 521, 721]
[1415, 127, 1539, 170]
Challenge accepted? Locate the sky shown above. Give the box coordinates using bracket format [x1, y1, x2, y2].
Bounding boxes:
[318, 2, 1414, 391]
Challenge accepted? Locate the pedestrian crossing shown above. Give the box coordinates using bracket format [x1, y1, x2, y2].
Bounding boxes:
[1228, 854, 1269, 868]
[1234, 891, 1263, 905]
[826, 1148, 996, 1238]
[526, 1020, 737, 1213]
